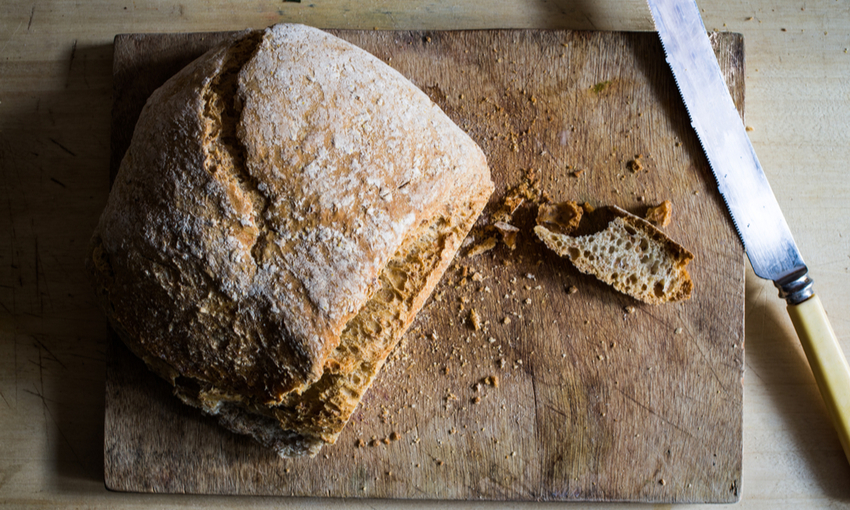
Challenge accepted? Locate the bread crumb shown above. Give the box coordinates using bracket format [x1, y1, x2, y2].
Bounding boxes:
[582, 202, 595, 214]
[493, 170, 542, 223]
[627, 154, 644, 173]
[469, 309, 482, 330]
[472, 396, 481, 404]
[674, 327, 683, 334]
[493, 221, 520, 249]
[502, 316, 512, 325]
[389, 431, 401, 441]
[355, 438, 365, 448]
[567, 285, 578, 294]
[485, 375, 499, 387]
[645, 200, 673, 227]
[467, 236, 498, 257]
[625, 305, 635, 314]
[746, 126, 754, 132]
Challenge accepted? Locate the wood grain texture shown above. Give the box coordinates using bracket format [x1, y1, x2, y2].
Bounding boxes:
[104, 28, 745, 502]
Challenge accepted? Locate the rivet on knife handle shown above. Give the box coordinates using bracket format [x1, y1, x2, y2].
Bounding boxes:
[647, 0, 850, 466]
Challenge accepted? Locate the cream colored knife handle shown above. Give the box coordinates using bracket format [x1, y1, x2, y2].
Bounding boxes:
[788, 293, 850, 464]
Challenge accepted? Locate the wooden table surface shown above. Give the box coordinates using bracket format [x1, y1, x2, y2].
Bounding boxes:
[1, 0, 849, 508]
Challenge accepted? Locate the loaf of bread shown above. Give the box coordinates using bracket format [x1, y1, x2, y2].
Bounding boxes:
[87, 24, 493, 456]
[534, 206, 693, 304]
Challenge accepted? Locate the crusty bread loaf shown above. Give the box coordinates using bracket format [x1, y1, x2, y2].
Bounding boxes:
[534, 206, 693, 304]
[87, 24, 493, 456]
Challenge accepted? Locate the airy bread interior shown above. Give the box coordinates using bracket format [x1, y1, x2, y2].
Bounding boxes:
[534, 207, 693, 305]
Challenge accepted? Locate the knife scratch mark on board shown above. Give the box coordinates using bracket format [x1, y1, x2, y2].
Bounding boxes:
[641, 307, 731, 394]
[614, 386, 695, 439]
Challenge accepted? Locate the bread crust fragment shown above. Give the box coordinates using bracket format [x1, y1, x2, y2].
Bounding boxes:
[534, 206, 693, 304]
[88, 24, 493, 455]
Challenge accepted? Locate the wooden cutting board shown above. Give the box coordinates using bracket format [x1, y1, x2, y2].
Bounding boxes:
[105, 28, 745, 503]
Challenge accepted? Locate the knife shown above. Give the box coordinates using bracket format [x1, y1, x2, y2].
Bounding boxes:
[647, 0, 850, 464]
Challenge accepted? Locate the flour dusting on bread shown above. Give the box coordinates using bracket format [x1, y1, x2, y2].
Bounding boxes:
[87, 24, 493, 456]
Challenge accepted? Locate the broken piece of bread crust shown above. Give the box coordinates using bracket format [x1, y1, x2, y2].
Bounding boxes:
[534, 206, 693, 304]
[87, 24, 493, 456]
[536, 201, 583, 235]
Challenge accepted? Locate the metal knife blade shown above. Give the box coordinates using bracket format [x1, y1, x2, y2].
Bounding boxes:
[648, 0, 850, 467]
[646, 0, 812, 301]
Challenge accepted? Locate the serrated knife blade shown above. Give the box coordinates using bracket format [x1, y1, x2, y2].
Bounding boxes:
[647, 0, 850, 466]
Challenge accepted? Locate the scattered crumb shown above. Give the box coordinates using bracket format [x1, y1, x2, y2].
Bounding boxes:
[469, 309, 482, 330]
[471, 396, 481, 404]
[437, 460, 444, 466]
[625, 305, 636, 314]
[389, 431, 401, 441]
[659, 479, 666, 486]
[567, 285, 578, 295]
[627, 154, 644, 173]
[582, 202, 595, 214]
[485, 375, 499, 387]
[745, 126, 754, 132]
[467, 236, 498, 257]
[355, 438, 365, 448]
[502, 316, 512, 325]
[674, 327, 683, 334]
[493, 221, 520, 250]
[645, 200, 673, 227]
[492, 169, 542, 223]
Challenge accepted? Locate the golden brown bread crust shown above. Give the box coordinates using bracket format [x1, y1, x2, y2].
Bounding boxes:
[536, 201, 583, 235]
[88, 24, 493, 455]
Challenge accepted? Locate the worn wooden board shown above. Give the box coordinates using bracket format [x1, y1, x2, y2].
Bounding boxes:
[104, 29, 745, 502]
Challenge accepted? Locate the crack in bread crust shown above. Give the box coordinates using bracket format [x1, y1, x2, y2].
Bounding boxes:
[88, 24, 494, 457]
